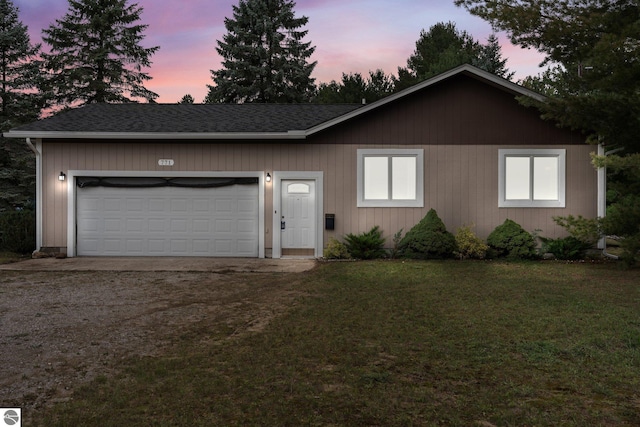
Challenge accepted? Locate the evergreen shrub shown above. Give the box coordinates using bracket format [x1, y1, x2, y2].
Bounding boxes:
[389, 229, 403, 259]
[553, 215, 602, 245]
[539, 236, 592, 260]
[487, 219, 537, 259]
[397, 209, 456, 259]
[343, 226, 386, 260]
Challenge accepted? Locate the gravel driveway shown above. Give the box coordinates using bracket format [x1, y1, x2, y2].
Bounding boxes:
[0, 259, 315, 423]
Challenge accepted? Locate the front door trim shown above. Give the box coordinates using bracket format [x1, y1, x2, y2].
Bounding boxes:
[272, 171, 323, 259]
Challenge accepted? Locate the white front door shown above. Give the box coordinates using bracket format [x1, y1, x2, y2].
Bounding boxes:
[281, 180, 316, 250]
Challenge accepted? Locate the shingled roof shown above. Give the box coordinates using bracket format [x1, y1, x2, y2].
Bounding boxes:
[4, 65, 544, 141]
[8, 103, 362, 135]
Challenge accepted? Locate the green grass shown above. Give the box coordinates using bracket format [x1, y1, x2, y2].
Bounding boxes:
[36, 261, 640, 426]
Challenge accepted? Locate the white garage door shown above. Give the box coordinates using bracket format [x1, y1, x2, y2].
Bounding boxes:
[76, 184, 259, 257]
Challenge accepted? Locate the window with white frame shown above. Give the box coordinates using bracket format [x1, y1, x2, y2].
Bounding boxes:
[357, 149, 424, 207]
[498, 149, 566, 208]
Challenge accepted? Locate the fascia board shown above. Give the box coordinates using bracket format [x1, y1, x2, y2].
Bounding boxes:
[2, 130, 308, 140]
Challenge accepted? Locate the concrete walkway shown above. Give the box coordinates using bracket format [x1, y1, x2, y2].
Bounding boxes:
[0, 257, 317, 273]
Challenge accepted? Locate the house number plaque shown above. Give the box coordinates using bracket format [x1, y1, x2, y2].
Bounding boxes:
[158, 159, 174, 166]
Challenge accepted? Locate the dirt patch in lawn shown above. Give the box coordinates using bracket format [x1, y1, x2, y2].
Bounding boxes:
[0, 269, 310, 420]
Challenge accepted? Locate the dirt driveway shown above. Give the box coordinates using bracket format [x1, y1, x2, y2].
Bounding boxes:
[0, 258, 316, 422]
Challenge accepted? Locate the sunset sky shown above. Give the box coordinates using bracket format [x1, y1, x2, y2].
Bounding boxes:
[14, 0, 546, 103]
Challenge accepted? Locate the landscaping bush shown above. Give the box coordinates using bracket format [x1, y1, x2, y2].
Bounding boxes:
[343, 226, 386, 259]
[454, 224, 488, 260]
[619, 233, 640, 268]
[603, 195, 640, 267]
[0, 209, 35, 254]
[553, 215, 602, 245]
[539, 236, 592, 260]
[487, 219, 537, 259]
[397, 209, 456, 259]
[389, 229, 403, 259]
[323, 237, 351, 259]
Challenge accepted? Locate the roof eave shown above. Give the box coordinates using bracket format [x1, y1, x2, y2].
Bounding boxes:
[2, 130, 308, 140]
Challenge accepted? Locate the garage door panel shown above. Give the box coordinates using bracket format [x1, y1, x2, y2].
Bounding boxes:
[171, 199, 188, 212]
[193, 219, 211, 233]
[126, 239, 144, 253]
[126, 219, 143, 232]
[214, 239, 232, 255]
[170, 240, 188, 254]
[237, 239, 258, 256]
[126, 198, 144, 211]
[215, 199, 233, 213]
[81, 239, 99, 253]
[148, 218, 165, 232]
[104, 198, 121, 211]
[193, 199, 210, 212]
[193, 239, 211, 254]
[148, 239, 166, 253]
[238, 218, 256, 232]
[103, 239, 121, 253]
[79, 218, 99, 232]
[238, 198, 257, 212]
[149, 199, 165, 211]
[170, 219, 188, 232]
[77, 184, 259, 257]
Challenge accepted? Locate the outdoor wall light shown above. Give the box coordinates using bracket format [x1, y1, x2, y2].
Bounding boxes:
[58, 171, 66, 181]
[266, 173, 272, 183]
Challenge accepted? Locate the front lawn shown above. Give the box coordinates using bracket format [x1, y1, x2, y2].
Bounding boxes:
[37, 260, 640, 426]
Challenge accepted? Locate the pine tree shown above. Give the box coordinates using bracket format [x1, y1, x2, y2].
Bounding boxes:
[42, 0, 159, 108]
[206, 0, 317, 103]
[314, 70, 394, 104]
[0, 0, 42, 129]
[395, 22, 482, 91]
[0, 0, 41, 211]
[474, 33, 514, 80]
[178, 94, 195, 104]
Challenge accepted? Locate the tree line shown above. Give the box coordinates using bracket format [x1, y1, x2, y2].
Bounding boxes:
[204, 0, 513, 104]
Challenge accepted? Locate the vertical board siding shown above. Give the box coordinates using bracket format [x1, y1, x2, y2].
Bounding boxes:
[41, 141, 596, 250]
